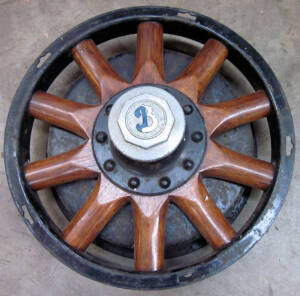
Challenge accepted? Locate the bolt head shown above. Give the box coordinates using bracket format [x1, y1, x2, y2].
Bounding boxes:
[104, 159, 115, 172]
[183, 104, 193, 115]
[105, 104, 113, 116]
[191, 131, 203, 143]
[96, 131, 107, 144]
[159, 177, 171, 189]
[183, 159, 194, 170]
[128, 177, 140, 189]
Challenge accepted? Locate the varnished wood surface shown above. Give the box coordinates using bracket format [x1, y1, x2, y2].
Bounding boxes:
[29, 91, 100, 138]
[200, 140, 274, 190]
[26, 21, 276, 271]
[132, 22, 165, 84]
[131, 195, 169, 271]
[199, 91, 270, 136]
[25, 141, 99, 190]
[62, 176, 128, 251]
[73, 40, 129, 104]
[170, 39, 228, 103]
[171, 175, 236, 249]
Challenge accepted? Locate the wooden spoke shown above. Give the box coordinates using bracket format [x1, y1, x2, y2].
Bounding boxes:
[132, 22, 165, 84]
[131, 195, 169, 271]
[199, 91, 270, 136]
[25, 141, 99, 190]
[62, 176, 128, 251]
[73, 40, 129, 103]
[200, 140, 274, 190]
[169, 39, 228, 103]
[29, 91, 100, 139]
[171, 175, 236, 249]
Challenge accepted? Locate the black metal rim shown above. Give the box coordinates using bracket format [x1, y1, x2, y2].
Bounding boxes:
[4, 6, 295, 289]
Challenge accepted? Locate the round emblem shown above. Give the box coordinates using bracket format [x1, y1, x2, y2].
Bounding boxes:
[125, 99, 167, 140]
[109, 85, 185, 161]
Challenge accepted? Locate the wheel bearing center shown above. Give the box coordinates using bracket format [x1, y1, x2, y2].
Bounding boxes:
[108, 85, 185, 162]
[92, 84, 207, 195]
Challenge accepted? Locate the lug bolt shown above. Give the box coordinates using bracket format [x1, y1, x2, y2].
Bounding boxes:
[128, 177, 140, 189]
[96, 131, 107, 144]
[105, 104, 113, 116]
[191, 131, 203, 143]
[183, 104, 193, 115]
[159, 177, 171, 189]
[183, 159, 194, 170]
[104, 159, 115, 172]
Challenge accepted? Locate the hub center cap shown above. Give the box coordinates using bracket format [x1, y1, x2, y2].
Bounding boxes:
[108, 86, 185, 162]
[93, 84, 207, 195]
[125, 97, 167, 140]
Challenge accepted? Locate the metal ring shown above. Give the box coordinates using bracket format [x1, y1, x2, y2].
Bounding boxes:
[4, 6, 295, 289]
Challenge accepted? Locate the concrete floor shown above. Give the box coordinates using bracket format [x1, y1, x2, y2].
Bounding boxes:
[0, 0, 299, 295]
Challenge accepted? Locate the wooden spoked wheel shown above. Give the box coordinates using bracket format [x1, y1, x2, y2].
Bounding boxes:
[25, 21, 273, 271]
[5, 7, 294, 289]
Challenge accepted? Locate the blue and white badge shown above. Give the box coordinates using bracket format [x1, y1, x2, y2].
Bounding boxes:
[108, 86, 185, 162]
[125, 100, 167, 140]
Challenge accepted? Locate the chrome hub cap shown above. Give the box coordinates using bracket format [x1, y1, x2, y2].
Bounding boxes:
[108, 86, 185, 162]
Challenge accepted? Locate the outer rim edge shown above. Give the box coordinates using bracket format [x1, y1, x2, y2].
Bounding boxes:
[4, 6, 295, 290]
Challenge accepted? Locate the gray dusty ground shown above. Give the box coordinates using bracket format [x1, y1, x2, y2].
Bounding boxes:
[0, 1, 299, 295]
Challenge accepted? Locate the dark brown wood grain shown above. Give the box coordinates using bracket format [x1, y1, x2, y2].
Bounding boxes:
[200, 140, 274, 190]
[171, 175, 236, 249]
[62, 175, 128, 250]
[199, 91, 270, 136]
[132, 22, 165, 84]
[29, 91, 100, 138]
[169, 39, 228, 103]
[25, 141, 99, 190]
[73, 39, 129, 104]
[131, 195, 169, 271]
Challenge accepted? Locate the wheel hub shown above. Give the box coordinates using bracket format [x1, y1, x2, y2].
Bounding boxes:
[108, 85, 185, 162]
[93, 84, 207, 195]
